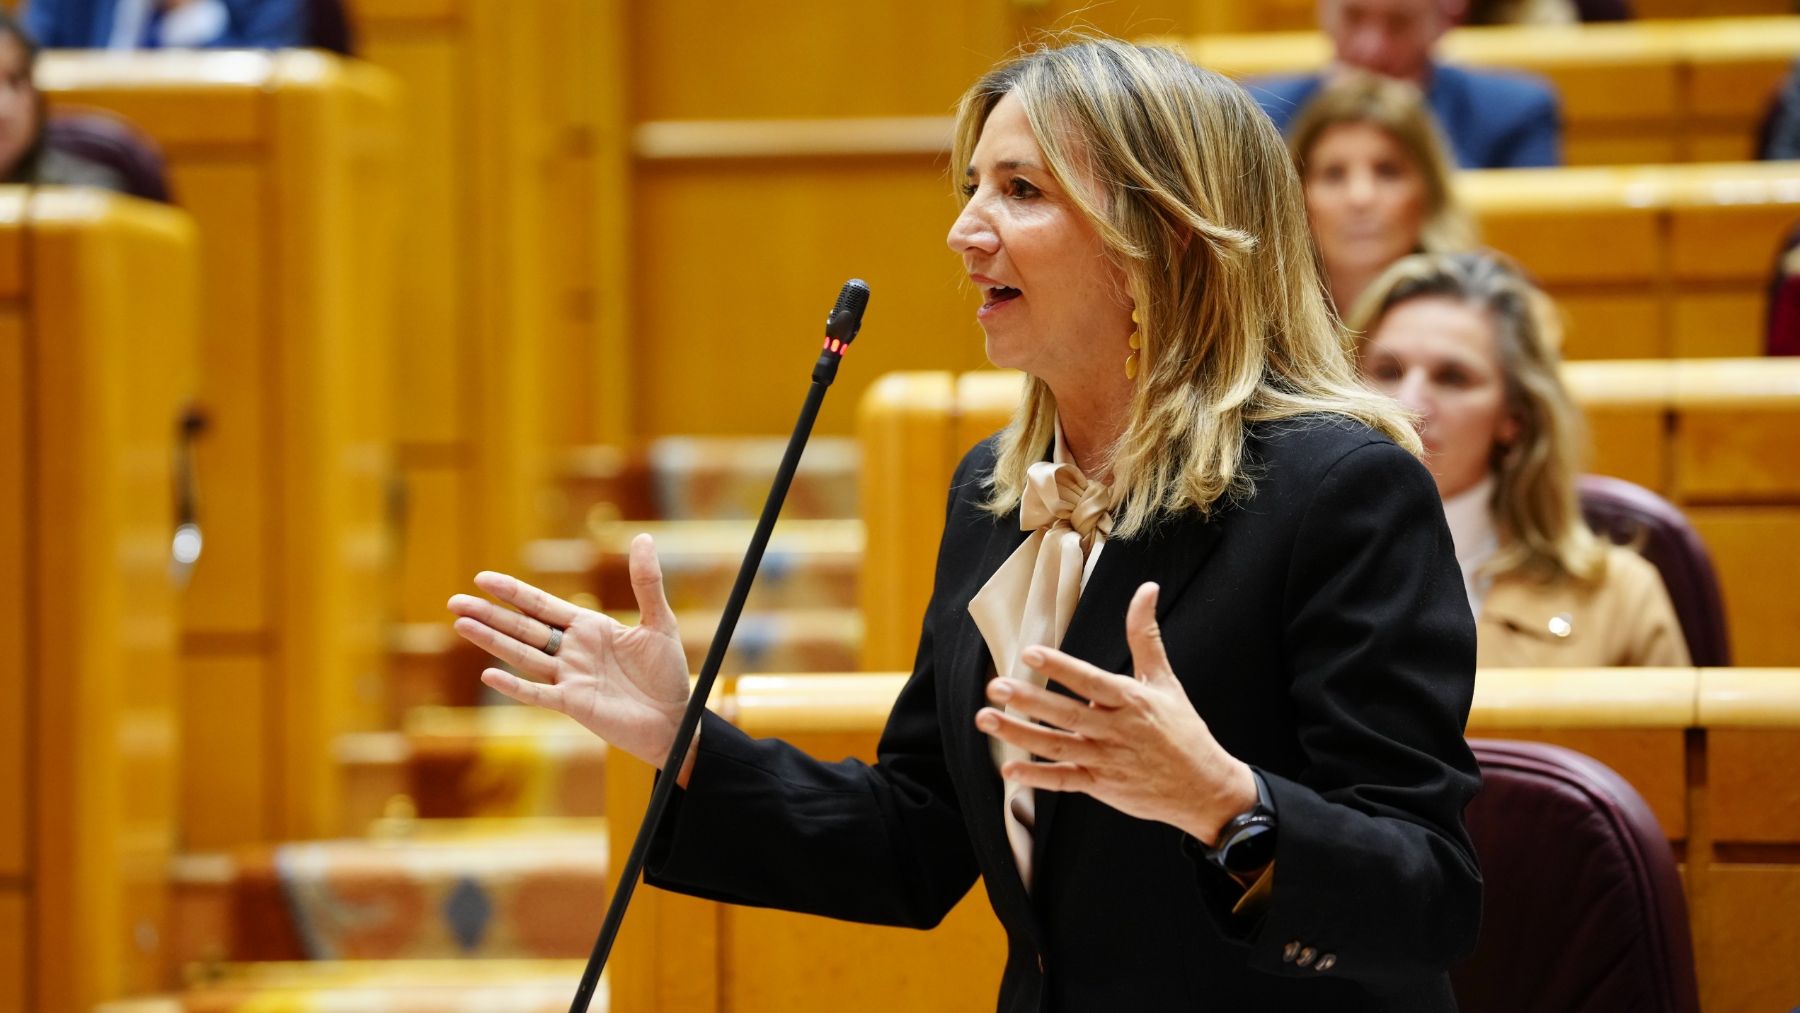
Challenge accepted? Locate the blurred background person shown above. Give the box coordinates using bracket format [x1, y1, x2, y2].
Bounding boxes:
[0, 10, 129, 189]
[1289, 72, 1476, 315]
[1350, 251, 1690, 667]
[22, 0, 303, 50]
[1252, 0, 1562, 168]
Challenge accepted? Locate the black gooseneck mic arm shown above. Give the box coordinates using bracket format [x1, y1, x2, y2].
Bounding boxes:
[566, 278, 871, 1013]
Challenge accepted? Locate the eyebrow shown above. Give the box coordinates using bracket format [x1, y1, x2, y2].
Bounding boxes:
[963, 159, 1044, 177]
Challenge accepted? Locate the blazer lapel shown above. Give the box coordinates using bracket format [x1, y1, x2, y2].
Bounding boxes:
[1030, 514, 1226, 883]
[945, 510, 1038, 919]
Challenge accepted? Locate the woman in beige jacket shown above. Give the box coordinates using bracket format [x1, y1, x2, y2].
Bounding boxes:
[1349, 252, 1691, 668]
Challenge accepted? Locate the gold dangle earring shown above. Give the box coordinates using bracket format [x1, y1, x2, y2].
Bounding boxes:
[1125, 307, 1142, 380]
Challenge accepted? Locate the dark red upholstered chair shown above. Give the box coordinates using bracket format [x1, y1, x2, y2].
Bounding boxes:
[43, 111, 173, 204]
[1766, 218, 1800, 355]
[306, 0, 356, 56]
[1577, 474, 1730, 666]
[1453, 740, 1700, 1013]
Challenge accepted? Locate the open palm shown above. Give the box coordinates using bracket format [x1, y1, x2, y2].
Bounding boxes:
[447, 534, 693, 769]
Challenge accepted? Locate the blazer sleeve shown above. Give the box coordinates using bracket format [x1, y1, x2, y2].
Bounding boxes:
[1612, 550, 1693, 668]
[224, 0, 303, 47]
[1496, 85, 1563, 168]
[1211, 439, 1484, 988]
[641, 460, 984, 930]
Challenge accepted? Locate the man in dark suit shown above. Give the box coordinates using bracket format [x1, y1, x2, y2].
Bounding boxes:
[22, 0, 302, 50]
[1250, 0, 1562, 168]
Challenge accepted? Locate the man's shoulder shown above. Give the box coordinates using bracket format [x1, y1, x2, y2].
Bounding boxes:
[1243, 72, 1325, 131]
[1435, 62, 1558, 114]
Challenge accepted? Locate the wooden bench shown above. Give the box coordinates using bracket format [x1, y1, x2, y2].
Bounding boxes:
[38, 52, 403, 846]
[861, 364, 1800, 669]
[608, 666, 1800, 1013]
[1459, 163, 1800, 360]
[1180, 17, 1800, 165]
[1, 188, 196, 1011]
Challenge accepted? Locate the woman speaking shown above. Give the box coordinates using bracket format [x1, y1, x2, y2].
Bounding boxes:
[449, 38, 1481, 1012]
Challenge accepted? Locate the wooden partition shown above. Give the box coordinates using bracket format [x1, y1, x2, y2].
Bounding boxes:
[624, 153, 1800, 439]
[609, 667, 1800, 1013]
[1179, 17, 1800, 165]
[860, 363, 1800, 670]
[1458, 163, 1800, 360]
[0, 189, 196, 1012]
[38, 52, 402, 847]
[353, 0, 570, 632]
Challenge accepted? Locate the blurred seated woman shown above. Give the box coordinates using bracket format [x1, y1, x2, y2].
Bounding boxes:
[1289, 73, 1476, 314]
[1350, 251, 1691, 667]
[0, 11, 129, 191]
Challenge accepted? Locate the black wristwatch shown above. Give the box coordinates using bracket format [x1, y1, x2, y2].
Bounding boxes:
[1202, 771, 1278, 876]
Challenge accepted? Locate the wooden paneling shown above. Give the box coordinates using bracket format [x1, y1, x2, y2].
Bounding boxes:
[1709, 730, 1800, 843]
[0, 310, 22, 880]
[616, 668, 1800, 1013]
[0, 888, 23, 1013]
[166, 161, 268, 635]
[1688, 510, 1800, 666]
[40, 53, 403, 844]
[356, 35, 466, 448]
[397, 463, 471, 625]
[633, 156, 986, 436]
[1671, 293, 1764, 360]
[180, 655, 268, 850]
[861, 361, 1800, 667]
[858, 373, 956, 669]
[21, 188, 193, 1012]
[630, 4, 1009, 120]
[1677, 414, 1800, 501]
[1186, 18, 1800, 166]
[1691, 865, 1800, 1013]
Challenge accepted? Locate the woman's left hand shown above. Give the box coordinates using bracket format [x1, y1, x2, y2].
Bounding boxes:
[976, 581, 1258, 846]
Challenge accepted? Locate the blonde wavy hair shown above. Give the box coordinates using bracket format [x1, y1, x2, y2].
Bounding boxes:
[1287, 72, 1477, 256]
[952, 38, 1419, 537]
[1348, 252, 1608, 584]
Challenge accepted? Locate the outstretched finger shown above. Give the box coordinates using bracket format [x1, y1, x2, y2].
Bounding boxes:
[976, 707, 1095, 764]
[1125, 582, 1173, 683]
[473, 571, 582, 629]
[454, 616, 556, 680]
[481, 667, 563, 712]
[1020, 647, 1132, 708]
[448, 593, 561, 657]
[628, 534, 679, 636]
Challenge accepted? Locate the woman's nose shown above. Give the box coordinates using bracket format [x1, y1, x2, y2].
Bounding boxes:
[1395, 370, 1434, 417]
[1346, 169, 1376, 206]
[947, 199, 997, 256]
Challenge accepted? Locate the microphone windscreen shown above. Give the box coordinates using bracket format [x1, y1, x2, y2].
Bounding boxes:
[825, 279, 871, 344]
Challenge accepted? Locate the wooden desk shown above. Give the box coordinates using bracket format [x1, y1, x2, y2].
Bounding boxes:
[608, 666, 1800, 1013]
[0, 188, 195, 1012]
[861, 362, 1800, 669]
[39, 51, 402, 845]
[1181, 17, 1800, 164]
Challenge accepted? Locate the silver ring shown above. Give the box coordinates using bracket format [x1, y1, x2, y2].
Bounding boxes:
[543, 625, 564, 657]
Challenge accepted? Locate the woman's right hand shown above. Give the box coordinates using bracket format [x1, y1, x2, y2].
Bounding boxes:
[447, 533, 698, 780]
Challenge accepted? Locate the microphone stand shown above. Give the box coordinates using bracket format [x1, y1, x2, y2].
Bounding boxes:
[566, 279, 871, 1013]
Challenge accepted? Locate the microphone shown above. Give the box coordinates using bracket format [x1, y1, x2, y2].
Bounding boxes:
[566, 279, 872, 1013]
[813, 278, 870, 384]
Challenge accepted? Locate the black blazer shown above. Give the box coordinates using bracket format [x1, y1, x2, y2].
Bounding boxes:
[648, 419, 1483, 1012]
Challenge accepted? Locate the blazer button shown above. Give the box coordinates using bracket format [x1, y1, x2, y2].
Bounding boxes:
[1282, 941, 1301, 963]
[1315, 954, 1337, 972]
[1296, 947, 1317, 967]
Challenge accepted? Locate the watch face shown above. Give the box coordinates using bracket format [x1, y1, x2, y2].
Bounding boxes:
[1222, 821, 1277, 876]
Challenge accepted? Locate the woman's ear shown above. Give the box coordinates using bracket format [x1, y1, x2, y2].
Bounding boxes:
[1496, 411, 1522, 448]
